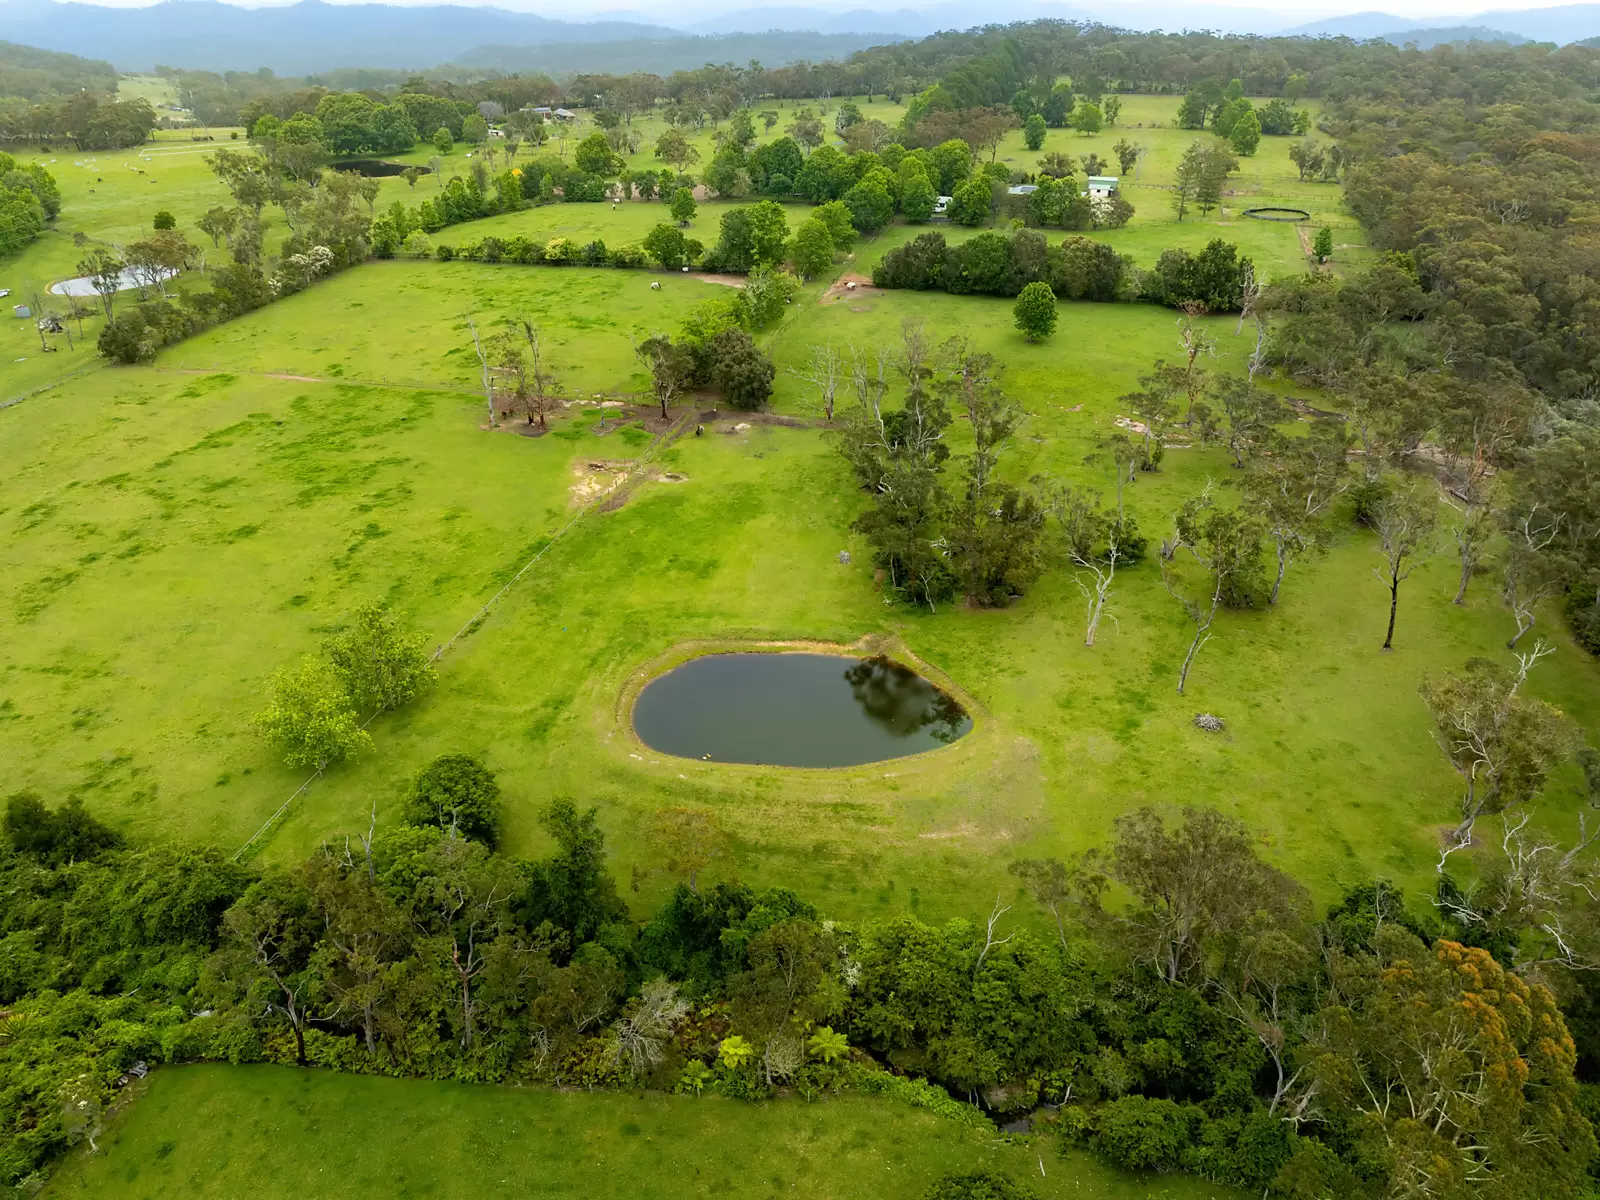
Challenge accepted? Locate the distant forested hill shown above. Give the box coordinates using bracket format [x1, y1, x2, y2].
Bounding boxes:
[0, 0, 679, 75]
[450, 31, 907, 76]
[0, 39, 117, 100]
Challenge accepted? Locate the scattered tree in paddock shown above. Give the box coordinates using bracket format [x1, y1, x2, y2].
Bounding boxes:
[1370, 483, 1439, 651]
[1421, 645, 1573, 866]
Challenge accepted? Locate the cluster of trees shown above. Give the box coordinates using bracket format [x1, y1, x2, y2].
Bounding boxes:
[874, 230, 1252, 314]
[1175, 77, 1310, 156]
[0, 92, 157, 150]
[632, 277, 785, 414]
[255, 605, 435, 771]
[832, 327, 1044, 608]
[0, 150, 57, 258]
[4, 779, 1596, 1199]
[250, 94, 418, 160]
[90, 150, 379, 362]
[1237, 36, 1600, 657]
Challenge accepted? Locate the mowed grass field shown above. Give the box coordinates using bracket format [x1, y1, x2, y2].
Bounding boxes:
[43, 1064, 1243, 1200]
[4, 251, 1598, 925]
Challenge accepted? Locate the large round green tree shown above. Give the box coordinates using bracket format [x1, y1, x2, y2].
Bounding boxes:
[403, 753, 502, 846]
[1013, 281, 1058, 342]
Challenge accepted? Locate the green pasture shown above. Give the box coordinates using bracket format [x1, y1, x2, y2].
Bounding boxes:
[43, 1065, 1241, 1200]
[3, 91, 1350, 403]
[1, 89, 1596, 1200]
[4, 258, 1597, 926]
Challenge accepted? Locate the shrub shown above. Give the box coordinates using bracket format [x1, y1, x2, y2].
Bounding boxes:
[901, 167, 936, 223]
[669, 187, 697, 225]
[642, 222, 689, 269]
[1051, 235, 1130, 301]
[1013, 281, 1058, 341]
[1092, 193, 1135, 229]
[814, 200, 856, 249]
[402, 753, 502, 846]
[789, 217, 835, 280]
[875, 231, 948, 289]
[738, 265, 798, 329]
[152, 209, 176, 230]
[97, 300, 190, 363]
[843, 174, 894, 233]
[1564, 582, 1600, 656]
[1089, 1096, 1203, 1172]
[254, 655, 372, 770]
[1142, 239, 1253, 311]
[920, 1172, 1038, 1200]
[436, 244, 456, 261]
[710, 327, 774, 410]
[611, 242, 647, 268]
[3, 793, 122, 864]
[943, 231, 1015, 295]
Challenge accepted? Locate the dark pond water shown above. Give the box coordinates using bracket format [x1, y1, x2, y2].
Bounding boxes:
[331, 159, 409, 177]
[632, 653, 971, 768]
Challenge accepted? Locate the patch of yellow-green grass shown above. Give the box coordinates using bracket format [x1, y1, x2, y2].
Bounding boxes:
[44, 1064, 1244, 1200]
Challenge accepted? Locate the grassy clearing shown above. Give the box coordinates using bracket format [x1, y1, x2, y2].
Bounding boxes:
[43, 1064, 1241, 1200]
[4, 259, 1597, 923]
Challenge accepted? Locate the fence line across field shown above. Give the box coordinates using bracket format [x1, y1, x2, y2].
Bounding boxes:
[231, 407, 694, 862]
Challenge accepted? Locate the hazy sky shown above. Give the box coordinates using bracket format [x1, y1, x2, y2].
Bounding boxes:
[38, 0, 1573, 21]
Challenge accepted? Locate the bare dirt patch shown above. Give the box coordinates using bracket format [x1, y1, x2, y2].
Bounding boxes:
[694, 273, 746, 288]
[569, 460, 630, 506]
[820, 274, 881, 304]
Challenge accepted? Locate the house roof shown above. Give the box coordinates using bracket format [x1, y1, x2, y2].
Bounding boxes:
[1007, 184, 1038, 195]
[1087, 175, 1119, 186]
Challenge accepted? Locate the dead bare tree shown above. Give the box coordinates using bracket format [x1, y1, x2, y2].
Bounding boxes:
[1045, 484, 1123, 647]
[1163, 558, 1223, 695]
[1176, 301, 1217, 422]
[513, 317, 563, 430]
[467, 314, 495, 426]
[1502, 503, 1561, 649]
[975, 895, 1014, 972]
[789, 342, 843, 421]
[1234, 268, 1269, 382]
[607, 978, 691, 1077]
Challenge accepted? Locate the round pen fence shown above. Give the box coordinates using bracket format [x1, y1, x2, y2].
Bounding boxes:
[1243, 206, 1312, 222]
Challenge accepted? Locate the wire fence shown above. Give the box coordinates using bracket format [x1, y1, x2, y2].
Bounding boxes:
[231, 406, 696, 862]
[2, 361, 105, 411]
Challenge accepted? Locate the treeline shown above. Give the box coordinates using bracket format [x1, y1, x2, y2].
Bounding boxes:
[875, 231, 1250, 311]
[0, 93, 158, 150]
[1241, 38, 1600, 656]
[3, 770, 1597, 1197]
[0, 151, 59, 258]
[89, 155, 375, 362]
